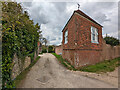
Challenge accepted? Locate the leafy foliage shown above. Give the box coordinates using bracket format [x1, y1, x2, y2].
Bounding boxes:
[41, 45, 47, 53]
[42, 48, 47, 53]
[2, 2, 41, 88]
[52, 53, 76, 71]
[48, 46, 55, 53]
[40, 37, 48, 46]
[104, 36, 120, 46]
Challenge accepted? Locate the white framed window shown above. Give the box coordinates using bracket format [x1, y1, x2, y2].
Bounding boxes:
[64, 30, 68, 44]
[91, 26, 98, 43]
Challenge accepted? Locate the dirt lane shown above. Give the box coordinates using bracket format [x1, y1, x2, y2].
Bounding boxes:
[18, 53, 116, 88]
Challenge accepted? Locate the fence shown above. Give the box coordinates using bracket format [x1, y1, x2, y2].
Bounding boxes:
[102, 40, 120, 60]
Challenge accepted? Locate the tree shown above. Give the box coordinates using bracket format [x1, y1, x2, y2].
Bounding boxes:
[104, 36, 120, 46]
[48, 45, 55, 53]
[41, 38, 48, 47]
[39, 36, 47, 46]
[42, 46, 47, 53]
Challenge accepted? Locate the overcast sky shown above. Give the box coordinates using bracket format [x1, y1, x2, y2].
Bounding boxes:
[20, 1, 118, 45]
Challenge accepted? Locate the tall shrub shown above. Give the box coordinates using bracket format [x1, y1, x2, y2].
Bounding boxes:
[104, 36, 119, 46]
[2, 2, 41, 88]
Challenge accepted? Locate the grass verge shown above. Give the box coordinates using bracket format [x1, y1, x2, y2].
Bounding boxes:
[52, 53, 120, 73]
[14, 56, 40, 87]
[52, 53, 77, 71]
[80, 57, 120, 73]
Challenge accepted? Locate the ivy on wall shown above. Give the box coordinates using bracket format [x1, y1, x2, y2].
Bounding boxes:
[2, 2, 41, 88]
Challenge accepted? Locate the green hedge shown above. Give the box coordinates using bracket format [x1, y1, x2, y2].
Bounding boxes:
[2, 2, 41, 88]
[14, 56, 40, 87]
[28, 52, 35, 63]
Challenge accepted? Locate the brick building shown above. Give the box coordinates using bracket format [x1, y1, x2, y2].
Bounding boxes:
[38, 41, 42, 54]
[62, 9, 103, 69]
[55, 45, 62, 55]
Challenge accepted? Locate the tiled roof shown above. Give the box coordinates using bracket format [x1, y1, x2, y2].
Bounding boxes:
[75, 10, 103, 27]
[62, 9, 103, 32]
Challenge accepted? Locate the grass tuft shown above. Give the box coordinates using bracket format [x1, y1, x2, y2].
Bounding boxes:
[52, 53, 77, 71]
[52, 53, 120, 73]
[80, 57, 120, 73]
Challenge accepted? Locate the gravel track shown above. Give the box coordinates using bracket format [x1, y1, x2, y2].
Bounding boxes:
[18, 53, 116, 88]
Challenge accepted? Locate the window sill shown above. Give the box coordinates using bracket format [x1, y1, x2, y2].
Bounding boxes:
[91, 41, 99, 44]
[64, 43, 68, 45]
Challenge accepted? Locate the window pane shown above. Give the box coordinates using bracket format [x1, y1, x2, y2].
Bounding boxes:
[95, 29, 98, 42]
[64, 30, 68, 44]
[91, 27, 93, 33]
[96, 28, 98, 35]
[91, 33, 93, 41]
[96, 35, 98, 42]
[91, 26, 99, 43]
[65, 31, 68, 38]
[93, 34, 95, 40]
[95, 34, 97, 42]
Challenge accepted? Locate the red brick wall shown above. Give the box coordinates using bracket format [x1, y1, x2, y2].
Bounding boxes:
[62, 39, 120, 69]
[55, 45, 62, 55]
[62, 12, 120, 69]
[62, 12, 103, 68]
[102, 39, 120, 60]
[62, 13, 102, 50]
[62, 49, 103, 69]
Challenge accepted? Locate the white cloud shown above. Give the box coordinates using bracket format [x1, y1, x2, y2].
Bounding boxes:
[21, 2, 118, 45]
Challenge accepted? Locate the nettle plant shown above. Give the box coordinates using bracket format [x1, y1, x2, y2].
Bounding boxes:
[2, 2, 41, 88]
